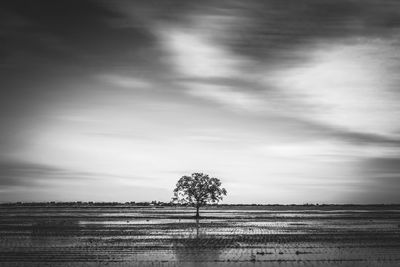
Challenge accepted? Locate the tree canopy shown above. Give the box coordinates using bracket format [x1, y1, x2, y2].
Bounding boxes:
[172, 172, 227, 218]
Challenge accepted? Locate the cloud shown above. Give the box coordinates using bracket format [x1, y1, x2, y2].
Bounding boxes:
[158, 27, 242, 78]
[0, 158, 160, 190]
[0, 160, 95, 186]
[99, 74, 151, 89]
[287, 116, 400, 147]
[265, 38, 400, 136]
[0, 0, 156, 75]
[154, 10, 253, 80]
[208, 0, 400, 62]
[182, 82, 262, 111]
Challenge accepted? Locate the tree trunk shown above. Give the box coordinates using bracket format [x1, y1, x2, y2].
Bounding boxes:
[196, 205, 200, 219]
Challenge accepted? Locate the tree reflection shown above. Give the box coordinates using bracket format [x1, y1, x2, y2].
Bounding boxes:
[30, 219, 80, 246]
[171, 219, 228, 265]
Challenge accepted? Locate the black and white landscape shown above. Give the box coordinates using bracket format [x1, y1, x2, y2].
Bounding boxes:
[1, 0, 400, 266]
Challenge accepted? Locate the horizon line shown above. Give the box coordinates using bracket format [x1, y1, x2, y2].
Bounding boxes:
[1, 201, 400, 206]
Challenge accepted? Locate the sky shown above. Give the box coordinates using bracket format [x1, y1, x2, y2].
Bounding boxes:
[1, 0, 400, 204]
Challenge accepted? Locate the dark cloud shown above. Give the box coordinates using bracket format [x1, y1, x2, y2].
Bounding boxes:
[0, 0, 154, 69]
[299, 118, 400, 146]
[276, 113, 400, 148]
[214, 0, 400, 61]
[2, 0, 400, 73]
[0, 160, 95, 186]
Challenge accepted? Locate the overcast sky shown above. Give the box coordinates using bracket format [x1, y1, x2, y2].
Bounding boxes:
[1, 0, 400, 203]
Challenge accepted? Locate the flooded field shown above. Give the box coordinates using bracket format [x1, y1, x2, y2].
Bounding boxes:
[1, 204, 400, 266]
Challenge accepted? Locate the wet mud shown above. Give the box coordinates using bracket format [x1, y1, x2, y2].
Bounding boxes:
[1, 204, 400, 266]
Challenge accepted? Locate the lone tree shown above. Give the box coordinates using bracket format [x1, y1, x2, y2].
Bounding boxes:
[172, 172, 227, 219]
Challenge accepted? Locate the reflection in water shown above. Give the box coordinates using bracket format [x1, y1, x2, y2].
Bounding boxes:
[30, 219, 80, 246]
[172, 219, 224, 264]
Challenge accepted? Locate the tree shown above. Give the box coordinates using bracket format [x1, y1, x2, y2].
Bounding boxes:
[172, 172, 227, 219]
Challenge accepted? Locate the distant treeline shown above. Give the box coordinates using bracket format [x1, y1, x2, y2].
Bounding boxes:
[0, 201, 399, 207]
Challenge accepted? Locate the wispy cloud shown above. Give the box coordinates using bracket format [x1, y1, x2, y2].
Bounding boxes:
[182, 82, 262, 112]
[0, 160, 95, 186]
[268, 39, 400, 136]
[99, 74, 151, 89]
[158, 27, 242, 79]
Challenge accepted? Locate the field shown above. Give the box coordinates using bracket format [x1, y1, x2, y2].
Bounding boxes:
[1, 204, 400, 266]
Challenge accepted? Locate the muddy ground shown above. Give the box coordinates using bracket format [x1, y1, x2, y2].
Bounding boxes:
[1, 204, 400, 266]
